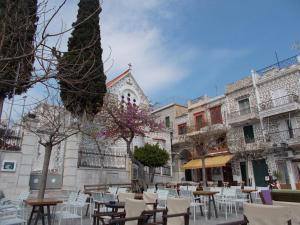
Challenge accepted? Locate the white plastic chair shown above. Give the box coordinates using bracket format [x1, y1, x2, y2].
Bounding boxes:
[56, 193, 88, 225]
[146, 187, 156, 193]
[108, 186, 118, 195]
[166, 188, 178, 198]
[179, 189, 206, 223]
[116, 187, 127, 194]
[156, 189, 169, 208]
[217, 188, 237, 219]
[0, 208, 27, 225]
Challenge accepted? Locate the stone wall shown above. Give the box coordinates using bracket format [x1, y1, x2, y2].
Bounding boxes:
[0, 130, 38, 199]
[257, 69, 300, 104]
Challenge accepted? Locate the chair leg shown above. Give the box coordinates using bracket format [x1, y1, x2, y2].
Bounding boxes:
[193, 206, 196, 224]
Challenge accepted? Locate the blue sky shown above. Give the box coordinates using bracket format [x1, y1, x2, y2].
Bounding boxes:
[2, 0, 300, 121]
[140, 0, 300, 105]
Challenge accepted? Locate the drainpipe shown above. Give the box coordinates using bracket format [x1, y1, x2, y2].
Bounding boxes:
[251, 70, 266, 142]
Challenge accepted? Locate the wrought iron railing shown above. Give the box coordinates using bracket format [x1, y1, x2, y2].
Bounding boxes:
[260, 94, 299, 111]
[227, 107, 258, 120]
[78, 151, 126, 169]
[265, 128, 300, 144]
[0, 128, 22, 151]
[256, 55, 299, 75]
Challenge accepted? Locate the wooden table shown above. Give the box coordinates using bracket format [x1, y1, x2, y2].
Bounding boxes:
[24, 198, 63, 225]
[193, 191, 219, 219]
[242, 189, 257, 203]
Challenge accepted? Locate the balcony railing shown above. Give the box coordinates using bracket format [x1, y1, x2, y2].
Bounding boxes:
[260, 94, 299, 111]
[256, 55, 299, 75]
[227, 107, 259, 121]
[266, 128, 300, 144]
[78, 151, 126, 169]
[0, 128, 22, 151]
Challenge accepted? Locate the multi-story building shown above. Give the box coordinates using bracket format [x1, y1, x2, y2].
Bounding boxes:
[171, 94, 233, 183]
[227, 55, 300, 188]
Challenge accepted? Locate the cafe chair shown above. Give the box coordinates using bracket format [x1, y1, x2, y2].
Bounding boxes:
[243, 202, 292, 225]
[0, 206, 27, 225]
[157, 189, 169, 209]
[93, 198, 147, 225]
[179, 189, 206, 223]
[273, 201, 300, 225]
[143, 192, 158, 210]
[56, 193, 88, 225]
[163, 197, 190, 225]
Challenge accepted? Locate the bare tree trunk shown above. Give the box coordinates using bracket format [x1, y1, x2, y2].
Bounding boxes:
[150, 167, 155, 184]
[201, 157, 207, 187]
[38, 144, 52, 199]
[0, 96, 4, 122]
[126, 141, 145, 190]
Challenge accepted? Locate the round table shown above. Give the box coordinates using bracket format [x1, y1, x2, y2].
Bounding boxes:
[104, 202, 125, 212]
[24, 198, 63, 225]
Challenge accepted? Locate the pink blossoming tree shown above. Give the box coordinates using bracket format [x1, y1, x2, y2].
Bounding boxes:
[97, 95, 164, 185]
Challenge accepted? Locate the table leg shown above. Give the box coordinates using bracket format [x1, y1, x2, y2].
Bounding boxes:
[33, 206, 42, 225]
[41, 206, 45, 225]
[28, 205, 36, 225]
[208, 196, 211, 220]
[47, 205, 51, 225]
[196, 196, 204, 216]
[249, 193, 253, 203]
[51, 205, 57, 225]
[212, 195, 218, 218]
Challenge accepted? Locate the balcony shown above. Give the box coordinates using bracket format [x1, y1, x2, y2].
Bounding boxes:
[259, 94, 300, 118]
[187, 123, 227, 136]
[265, 128, 300, 148]
[227, 107, 259, 126]
[0, 127, 22, 151]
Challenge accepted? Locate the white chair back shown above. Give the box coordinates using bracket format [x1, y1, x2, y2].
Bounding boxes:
[16, 191, 30, 202]
[244, 203, 291, 225]
[179, 186, 188, 191]
[166, 197, 190, 225]
[188, 186, 197, 192]
[166, 188, 178, 198]
[210, 187, 223, 195]
[102, 193, 115, 202]
[222, 188, 236, 198]
[108, 186, 118, 194]
[146, 187, 156, 193]
[91, 192, 103, 202]
[157, 189, 169, 200]
[73, 193, 88, 207]
[230, 186, 241, 190]
[124, 199, 146, 225]
[118, 192, 135, 202]
[117, 187, 128, 194]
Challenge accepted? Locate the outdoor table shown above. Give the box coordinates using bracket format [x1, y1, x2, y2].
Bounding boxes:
[104, 202, 125, 212]
[193, 191, 219, 219]
[24, 198, 63, 225]
[242, 189, 257, 203]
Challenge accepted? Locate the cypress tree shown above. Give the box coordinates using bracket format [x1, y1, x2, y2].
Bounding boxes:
[58, 0, 106, 119]
[0, 0, 38, 120]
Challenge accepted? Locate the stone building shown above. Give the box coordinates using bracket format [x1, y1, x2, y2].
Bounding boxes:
[226, 55, 300, 188]
[0, 69, 172, 199]
[173, 95, 232, 184]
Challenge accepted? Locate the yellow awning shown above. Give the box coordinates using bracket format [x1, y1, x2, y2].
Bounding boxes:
[182, 154, 233, 170]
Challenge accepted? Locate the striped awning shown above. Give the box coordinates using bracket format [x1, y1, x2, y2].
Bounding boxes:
[182, 154, 233, 170]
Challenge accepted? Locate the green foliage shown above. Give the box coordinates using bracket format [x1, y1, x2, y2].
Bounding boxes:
[134, 143, 169, 168]
[0, 0, 37, 99]
[58, 0, 106, 119]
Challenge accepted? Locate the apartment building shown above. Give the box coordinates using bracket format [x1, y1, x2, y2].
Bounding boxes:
[226, 55, 300, 189]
